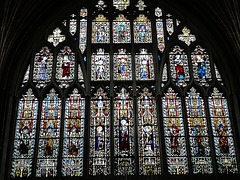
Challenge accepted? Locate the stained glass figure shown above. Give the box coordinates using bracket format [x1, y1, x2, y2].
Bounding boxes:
[113, 49, 132, 80]
[48, 28, 66, 47]
[36, 89, 61, 177]
[162, 63, 168, 83]
[214, 64, 223, 83]
[186, 88, 213, 174]
[178, 27, 196, 46]
[134, 15, 152, 43]
[33, 47, 53, 88]
[208, 88, 238, 174]
[114, 88, 135, 175]
[162, 88, 188, 175]
[155, 7, 162, 17]
[11, 89, 38, 178]
[56, 47, 75, 88]
[156, 18, 165, 52]
[69, 14, 77, 36]
[91, 48, 110, 81]
[135, 48, 154, 80]
[79, 19, 87, 54]
[191, 46, 211, 86]
[136, 0, 146, 11]
[96, 0, 107, 11]
[92, 14, 110, 43]
[78, 64, 84, 82]
[62, 89, 85, 176]
[22, 65, 30, 87]
[169, 46, 189, 87]
[89, 88, 110, 175]
[138, 88, 160, 175]
[166, 14, 174, 36]
[113, 14, 131, 43]
[113, 0, 130, 11]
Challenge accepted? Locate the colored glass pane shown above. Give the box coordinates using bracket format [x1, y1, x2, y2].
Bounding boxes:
[22, 65, 30, 87]
[156, 19, 165, 52]
[113, 0, 130, 11]
[166, 14, 174, 36]
[114, 88, 135, 175]
[48, 28, 66, 47]
[191, 46, 211, 86]
[113, 49, 132, 80]
[136, 0, 146, 11]
[62, 89, 85, 176]
[214, 64, 223, 83]
[78, 64, 84, 82]
[36, 89, 61, 177]
[11, 89, 38, 177]
[91, 48, 110, 81]
[169, 46, 189, 87]
[138, 88, 161, 175]
[134, 15, 152, 43]
[33, 47, 53, 88]
[162, 88, 188, 175]
[135, 48, 154, 80]
[69, 14, 77, 36]
[178, 27, 196, 46]
[208, 88, 238, 173]
[56, 47, 75, 88]
[79, 19, 87, 54]
[92, 14, 110, 43]
[186, 88, 213, 174]
[89, 88, 110, 175]
[113, 14, 131, 43]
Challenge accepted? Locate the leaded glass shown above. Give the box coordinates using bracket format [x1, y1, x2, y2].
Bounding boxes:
[114, 88, 135, 175]
[155, 7, 162, 17]
[89, 88, 110, 175]
[96, 0, 107, 11]
[79, 19, 87, 54]
[134, 15, 152, 43]
[214, 64, 223, 83]
[56, 46, 75, 88]
[136, 0, 146, 11]
[135, 48, 154, 80]
[92, 14, 110, 43]
[191, 46, 211, 86]
[48, 28, 66, 47]
[156, 18, 165, 52]
[69, 14, 77, 36]
[162, 88, 188, 175]
[138, 88, 160, 175]
[208, 88, 238, 174]
[36, 89, 61, 177]
[113, 0, 130, 11]
[62, 89, 85, 176]
[178, 27, 196, 46]
[162, 63, 168, 83]
[169, 46, 189, 87]
[176, 19, 181, 26]
[33, 47, 53, 88]
[22, 65, 30, 87]
[166, 14, 174, 36]
[11, 89, 38, 178]
[113, 14, 131, 43]
[91, 48, 110, 81]
[113, 49, 132, 80]
[78, 64, 84, 82]
[186, 88, 213, 174]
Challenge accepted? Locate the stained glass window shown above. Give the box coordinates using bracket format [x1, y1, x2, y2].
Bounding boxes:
[79, 8, 87, 54]
[69, 14, 77, 36]
[78, 64, 84, 82]
[11, 89, 38, 178]
[114, 87, 134, 175]
[191, 46, 211, 86]
[136, 0, 146, 11]
[113, 14, 131, 43]
[91, 48, 110, 81]
[36, 89, 61, 177]
[48, 28, 66, 47]
[169, 46, 189, 87]
[113, 0, 130, 11]
[62, 89, 85, 176]
[138, 87, 160, 175]
[178, 27, 196, 46]
[89, 88, 110, 175]
[92, 14, 110, 44]
[113, 49, 132, 80]
[166, 14, 174, 36]
[135, 48, 154, 80]
[33, 47, 53, 88]
[186, 88, 213, 174]
[56, 46, 75, 88]
[162, 88, 188, 175]
[134, 14, 152, 43]
[208, 88, 238, 174]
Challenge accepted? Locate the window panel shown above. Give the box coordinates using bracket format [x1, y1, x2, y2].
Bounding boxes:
[113, 14, 131, 43]
[134, 14, 152, 43]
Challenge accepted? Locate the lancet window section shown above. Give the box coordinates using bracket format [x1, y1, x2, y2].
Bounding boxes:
[113, 14, 131, 43]
[134, 14, 152, 43]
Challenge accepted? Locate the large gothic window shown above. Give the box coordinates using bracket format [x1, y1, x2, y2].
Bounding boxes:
[10, 0, 239, 178]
